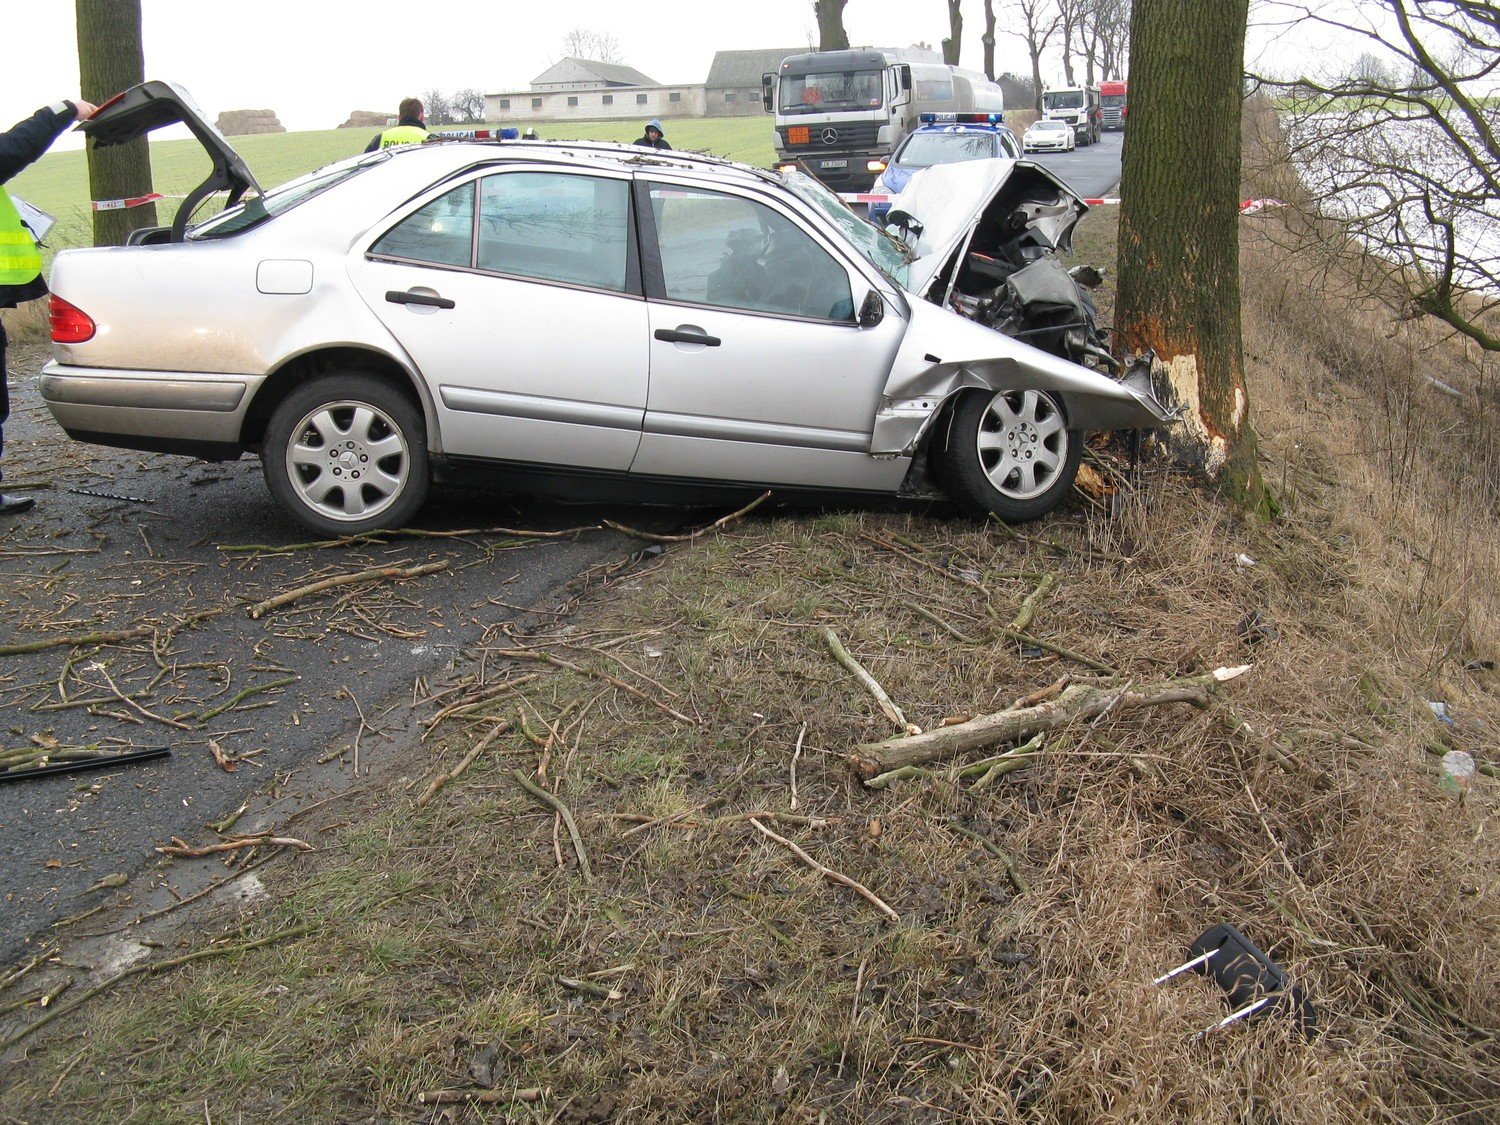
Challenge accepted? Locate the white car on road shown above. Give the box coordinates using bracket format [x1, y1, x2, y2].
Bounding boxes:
[1024, 119, 1076, 154]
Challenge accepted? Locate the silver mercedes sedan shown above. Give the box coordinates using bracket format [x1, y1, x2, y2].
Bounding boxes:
[41, 82, 1167, 534]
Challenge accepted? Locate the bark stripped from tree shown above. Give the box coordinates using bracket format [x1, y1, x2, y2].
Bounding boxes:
[75, 0, 156, 246]
[1116, 0, 1268, 512]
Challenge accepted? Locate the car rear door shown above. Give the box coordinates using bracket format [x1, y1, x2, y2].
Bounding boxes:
[632, 178, 906, 491]
[348, 167, 647, 471]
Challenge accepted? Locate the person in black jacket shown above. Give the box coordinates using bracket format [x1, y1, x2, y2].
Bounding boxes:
[1, 97, 95, 516]
[633, 119, 670, 149]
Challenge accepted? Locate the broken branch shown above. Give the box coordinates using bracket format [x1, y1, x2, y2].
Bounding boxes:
[850, 667, 1251, 778]
[513, 770, 592, 882]
[821, 627, 919, 735]
[602, 490, 771, 542]
[415, 723, 510, 808]
[748, 815, 899, 923]
[245, 560, 450, 619]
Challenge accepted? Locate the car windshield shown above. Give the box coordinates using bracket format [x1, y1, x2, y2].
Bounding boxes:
[1042, 91, 1085, 110]
[1101, 94, 1126, 107]
[779, 69, 884, 112]
[190, 155, 373, 239]
[780, 170, 913, 287]
[896, 132, 995, 169]
[1034, 121, 1067, 132]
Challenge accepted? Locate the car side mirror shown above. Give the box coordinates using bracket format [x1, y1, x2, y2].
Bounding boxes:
[858, 290, 885, 328]
[761, 73, 774, 113]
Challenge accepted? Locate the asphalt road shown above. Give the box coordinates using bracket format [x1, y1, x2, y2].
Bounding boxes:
[0, 343, 685, 962]
[1024, 128, 1125, 202]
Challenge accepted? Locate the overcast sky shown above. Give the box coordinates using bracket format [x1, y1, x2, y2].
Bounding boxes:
[7, 0, 1356, 146]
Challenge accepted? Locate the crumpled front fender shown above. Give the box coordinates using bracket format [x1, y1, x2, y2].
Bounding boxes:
[871, 299, 1171, 456]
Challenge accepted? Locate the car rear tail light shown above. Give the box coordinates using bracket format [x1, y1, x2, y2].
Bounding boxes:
[49, 294, 96, 343]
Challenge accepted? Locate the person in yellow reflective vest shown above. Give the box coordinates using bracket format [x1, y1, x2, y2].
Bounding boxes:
[364, 97, 429, 153]
[1, 97, 96, 517]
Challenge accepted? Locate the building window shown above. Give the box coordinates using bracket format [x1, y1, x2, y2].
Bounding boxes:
[724, 92, 736, 103]
[568, 96, 578, 107]
[499, 98, 510, 110]
[531, 98, 542, 110]
[669, 92, 682, 103]
[603, 94, 613, 106]
[636, 93, 648, 105]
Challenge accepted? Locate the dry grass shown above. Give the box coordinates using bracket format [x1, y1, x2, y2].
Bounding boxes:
[1, 126, 1496, 1124]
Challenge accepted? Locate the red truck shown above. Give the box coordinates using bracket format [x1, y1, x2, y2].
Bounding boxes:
[1100, 81, 1127, 131]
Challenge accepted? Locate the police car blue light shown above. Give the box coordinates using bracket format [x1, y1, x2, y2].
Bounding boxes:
[868, 113, 1021, 225]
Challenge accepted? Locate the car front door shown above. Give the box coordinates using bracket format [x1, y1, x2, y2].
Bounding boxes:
[349, 168, 646, 471]
[632, 179, 906, 491]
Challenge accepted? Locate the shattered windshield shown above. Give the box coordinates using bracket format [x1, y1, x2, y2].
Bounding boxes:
[781, 170, 912, 288]
[779, 69, 884, 112]
[190, 155, 373, 239]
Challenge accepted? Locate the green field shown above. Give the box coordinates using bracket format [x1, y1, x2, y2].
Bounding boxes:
[9, 115, 780, 258]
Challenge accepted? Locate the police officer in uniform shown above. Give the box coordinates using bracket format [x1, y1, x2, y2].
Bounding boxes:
[365, 98, 429, 152]
[1, 96, 95, 516]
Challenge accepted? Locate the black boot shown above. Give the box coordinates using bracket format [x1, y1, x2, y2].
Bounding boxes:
[0, 493, 35, 515]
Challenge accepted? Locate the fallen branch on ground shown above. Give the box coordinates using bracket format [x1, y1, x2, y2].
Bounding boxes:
[513, 770, 592, 881]
[490, 648, 695, 723]
[414, 723, 510, 808]
[1004, 574, 1059, 632]
[748, 815, 899, 923]
[155, 834, 312, 857]
[821, 627, 919, 735]
[602, 490, 771, 542]
[196, 676, 300, 723]
[245, 561, 450, 619]
[849, 666, 1252, 778]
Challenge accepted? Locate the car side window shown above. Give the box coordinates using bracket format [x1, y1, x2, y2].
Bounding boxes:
[648, 184, 854, 322]
[477, 172, 630, 292]
[369, 182, 474, 267]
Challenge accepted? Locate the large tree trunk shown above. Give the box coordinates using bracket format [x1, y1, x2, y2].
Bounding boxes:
[982, 0, 998, 80]
[1115, 0, 1267, 512]
[815, 0, 850, 51]
[944, 0, 963, 65]
[76, 0, 155, 246]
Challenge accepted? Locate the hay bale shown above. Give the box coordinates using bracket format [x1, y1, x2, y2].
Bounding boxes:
[216, 108, 286, 136]
[338, 111, 392, 130]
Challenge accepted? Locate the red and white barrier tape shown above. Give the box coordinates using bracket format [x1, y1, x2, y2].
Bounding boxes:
[89, 192, 185, 211]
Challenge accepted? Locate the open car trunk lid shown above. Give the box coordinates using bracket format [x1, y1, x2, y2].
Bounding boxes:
[81, 81, 261, 242]
[886, 159, 1089, 299]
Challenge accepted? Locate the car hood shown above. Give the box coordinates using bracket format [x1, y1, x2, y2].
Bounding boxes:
[886, 159, 1088, 298]
[81, 81, 261, 233]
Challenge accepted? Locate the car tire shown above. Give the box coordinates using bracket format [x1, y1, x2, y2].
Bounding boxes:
[932, 388, 1082, 523]
[262, 372, 430, 535]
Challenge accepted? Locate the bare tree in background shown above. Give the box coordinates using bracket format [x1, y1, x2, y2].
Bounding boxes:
[1008, 0, 1061, 100]
[1116, 0, 1268, 509]
[1057, 0, 1083, 83]
[1080, 0, 1132, 81]
[1251, 1, 1499, 351]
[450, 89, 486, 123]
[944, 0, 964, 65]
[75, 0, 155, 246]
[421, 90, 453, 127]
[816, 1, 850, 50]
[562, 28, 622, 63]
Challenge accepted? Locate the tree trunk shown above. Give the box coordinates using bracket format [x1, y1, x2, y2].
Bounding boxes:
[944, 0, 963, 65]
[75, 0, 156, 246]
[983, 0, 998, 80]
[1115, 0, 1268, 512]
[815, 0, 850, 51]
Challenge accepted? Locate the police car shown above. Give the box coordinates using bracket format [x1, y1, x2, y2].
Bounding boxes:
[867, 113, 1022, 225]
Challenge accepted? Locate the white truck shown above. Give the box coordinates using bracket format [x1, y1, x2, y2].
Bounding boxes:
[763, 48, 1006, 193]
[1038, 85, 1103, 147]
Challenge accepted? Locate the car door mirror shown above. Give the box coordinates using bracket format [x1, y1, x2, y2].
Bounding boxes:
[858, 289, 885, 328]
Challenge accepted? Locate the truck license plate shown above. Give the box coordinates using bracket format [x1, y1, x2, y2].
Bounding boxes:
[787, 126, 810, 144]
[821, 159, 848, 169]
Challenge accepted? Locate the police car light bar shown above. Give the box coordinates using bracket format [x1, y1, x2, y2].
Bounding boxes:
[918, 112, 1005, 126]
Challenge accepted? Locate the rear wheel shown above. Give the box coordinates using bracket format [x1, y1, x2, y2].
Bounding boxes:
[262, 373, 429, 535]
[932, 389, 1082, 523]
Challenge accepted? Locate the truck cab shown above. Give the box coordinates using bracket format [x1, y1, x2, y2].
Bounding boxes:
[1100, 81, 1127, 131]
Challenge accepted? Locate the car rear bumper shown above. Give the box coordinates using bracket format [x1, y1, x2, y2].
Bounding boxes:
[40, 362, 259, 456]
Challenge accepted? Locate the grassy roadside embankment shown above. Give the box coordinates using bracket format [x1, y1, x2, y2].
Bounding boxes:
[0, 114, 1495, 1122]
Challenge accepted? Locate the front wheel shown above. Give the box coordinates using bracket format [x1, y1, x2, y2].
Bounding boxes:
[262, 373, 430, 535]
[932, 389, 1082, 523]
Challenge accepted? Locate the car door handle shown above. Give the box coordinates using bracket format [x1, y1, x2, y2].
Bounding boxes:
[385, 289, 455, 309]
[654, 327, 721, 347]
